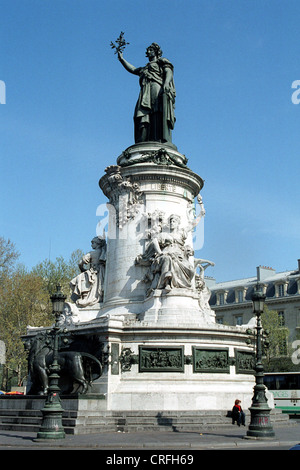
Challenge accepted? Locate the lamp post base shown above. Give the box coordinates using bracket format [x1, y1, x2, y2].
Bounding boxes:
[36, 394, 65, 440]
[245, 405, 275, 439]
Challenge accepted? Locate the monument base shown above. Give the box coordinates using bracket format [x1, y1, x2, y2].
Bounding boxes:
[34, 312, 268, 413]
[22, 139, 271, 422]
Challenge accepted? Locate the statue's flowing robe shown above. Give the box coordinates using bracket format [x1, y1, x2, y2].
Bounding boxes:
[133, 58, 176, 143]
[70, 248, 106, 307]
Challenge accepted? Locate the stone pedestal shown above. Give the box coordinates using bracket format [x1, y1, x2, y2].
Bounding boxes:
[99, 143, 203, 316]
[24, 142, 259, 418]
[91, 143, 257, 411]
[52, 314, 258, 412]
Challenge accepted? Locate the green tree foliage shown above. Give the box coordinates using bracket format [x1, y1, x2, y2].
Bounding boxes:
[262, 306, 290, 372]
[0, 237, 19, 278]
[31, 249, 84, 299]
[0, 237, 83, 389]
[0, 268, 52, 387]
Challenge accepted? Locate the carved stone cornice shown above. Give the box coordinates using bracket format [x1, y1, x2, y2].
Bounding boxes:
[121, 164, 204, 199]
[99, 165, 144, 228]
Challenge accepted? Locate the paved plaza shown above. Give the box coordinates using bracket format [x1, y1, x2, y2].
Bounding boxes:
[1, 422, 300, 451]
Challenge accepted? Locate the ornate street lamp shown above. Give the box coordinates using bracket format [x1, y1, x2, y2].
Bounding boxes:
[246, 284, 275, 439]
[36, 285, 66, 440]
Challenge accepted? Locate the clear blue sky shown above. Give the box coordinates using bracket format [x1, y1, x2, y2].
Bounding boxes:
[1, 0, 300, 283]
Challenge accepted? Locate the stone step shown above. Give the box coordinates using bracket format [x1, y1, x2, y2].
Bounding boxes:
[0, 423, 77, 434]
[0, 396, 292, 434]
[0, 415, 77, 426]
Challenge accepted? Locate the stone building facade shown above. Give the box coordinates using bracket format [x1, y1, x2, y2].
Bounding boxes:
[208, 260, 300, 344]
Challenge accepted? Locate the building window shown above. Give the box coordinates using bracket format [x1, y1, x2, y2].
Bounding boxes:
[238, 290, 243, 303]
[278, 284, 284, 297]
[278, 311, 285, 327]
[219, 293, 225, 305]
[235, 315, 243, 326]
[216, 317, 223, 324]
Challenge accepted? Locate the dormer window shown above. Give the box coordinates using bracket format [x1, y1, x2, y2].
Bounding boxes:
[235, 288, 246, 303]
[216, 290, 228, 306]
[275, 281, 288, 297]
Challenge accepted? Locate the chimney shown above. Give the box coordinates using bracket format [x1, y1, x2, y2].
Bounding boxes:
[205, 277, 216, 288]
[256, 265, 276, 281]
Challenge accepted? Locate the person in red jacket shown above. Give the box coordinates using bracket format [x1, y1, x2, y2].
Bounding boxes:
[231, 399, 246, 426]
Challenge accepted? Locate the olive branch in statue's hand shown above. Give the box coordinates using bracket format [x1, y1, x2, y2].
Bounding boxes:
[110, 32, 129, 55]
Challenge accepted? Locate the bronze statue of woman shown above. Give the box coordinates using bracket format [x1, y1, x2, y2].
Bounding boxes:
[118, 43, 176, 145]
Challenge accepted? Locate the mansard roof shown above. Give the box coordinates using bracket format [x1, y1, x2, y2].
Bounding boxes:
[208, 262, 300, 306]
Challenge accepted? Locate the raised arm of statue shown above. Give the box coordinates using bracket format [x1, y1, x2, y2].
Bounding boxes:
[118, 51, 139, 75]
